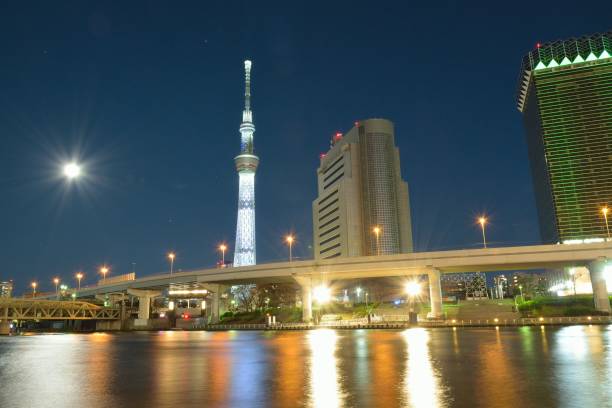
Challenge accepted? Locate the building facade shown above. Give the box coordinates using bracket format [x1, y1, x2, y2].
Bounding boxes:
[312, 118, 413, 259]
[233, 60, 259, 266]
[517, 31, 612, 243]
[0, 281, 13, 298]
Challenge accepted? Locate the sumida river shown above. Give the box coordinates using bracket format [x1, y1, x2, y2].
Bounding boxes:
[1, 326, 611, 407]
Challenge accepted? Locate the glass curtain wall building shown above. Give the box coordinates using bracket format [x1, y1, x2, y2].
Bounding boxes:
[517, 31, 612, 243]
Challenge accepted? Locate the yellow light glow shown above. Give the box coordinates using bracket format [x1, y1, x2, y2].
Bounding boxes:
[219, 244, 227, 251]
[478, 216, 487, 225]
[100, 266, 109, 274]
[373, 226, 381, 235]
[53, 278, 59, 284]
[168, 252, 176, 260]
[602, 207, 609, 215]
[76, 272, 83, 279]
[286, 235, 294, 244]
[405, 281, 421, 296]
[313, 285, 331, 304]
[31, 282, 37, 288]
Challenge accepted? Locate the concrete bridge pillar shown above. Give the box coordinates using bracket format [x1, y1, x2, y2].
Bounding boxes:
[589, 259, 611, 314]
[127, 289, 161, 327]
[428, 268, 443, 319]
[201, 284, 228, 323]
[1, 305, 10, 335]
[293, 276, 313, 323]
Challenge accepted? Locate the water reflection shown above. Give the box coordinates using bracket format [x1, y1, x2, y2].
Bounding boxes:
[307, 329, 343, 408]
[0, 327, 610, 408]
[402, 328, 447, 408]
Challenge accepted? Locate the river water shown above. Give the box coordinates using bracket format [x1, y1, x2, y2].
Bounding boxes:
[0, 326, 611, 407]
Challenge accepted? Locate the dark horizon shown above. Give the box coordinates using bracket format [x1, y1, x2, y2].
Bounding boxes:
[1, 2, 611, 293]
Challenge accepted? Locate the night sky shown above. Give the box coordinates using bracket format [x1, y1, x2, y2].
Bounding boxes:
[1, 2, 610, 293]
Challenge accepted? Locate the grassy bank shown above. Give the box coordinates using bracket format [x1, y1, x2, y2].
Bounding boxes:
[518, 295, 612, 317]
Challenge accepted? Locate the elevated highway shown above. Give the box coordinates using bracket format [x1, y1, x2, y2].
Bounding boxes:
[41, 242, 612, 323]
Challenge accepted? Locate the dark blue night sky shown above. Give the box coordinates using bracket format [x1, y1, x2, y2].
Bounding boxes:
[1, 1, 610, 293]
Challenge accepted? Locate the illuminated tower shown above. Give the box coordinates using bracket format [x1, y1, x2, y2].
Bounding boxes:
[517, 32, 612, 243]
[233, 60, 259, 266]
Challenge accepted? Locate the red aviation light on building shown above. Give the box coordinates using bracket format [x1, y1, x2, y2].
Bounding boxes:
[319, 153, 326, 160]
[354, 121, 359, 127]
[334, 132, 343, 142]
[536, 42, 541, 49]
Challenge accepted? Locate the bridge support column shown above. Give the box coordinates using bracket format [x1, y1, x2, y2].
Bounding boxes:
[127, 289, 161, 327]
[294, 276, 313, 323]
[428, 268, 443, 319]
[588, 259, 611, 314]
[0, 305, 9, 335]
[201, 284, 228, 323]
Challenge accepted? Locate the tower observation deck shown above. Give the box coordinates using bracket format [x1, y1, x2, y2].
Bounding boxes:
[233, 60, 259, 266]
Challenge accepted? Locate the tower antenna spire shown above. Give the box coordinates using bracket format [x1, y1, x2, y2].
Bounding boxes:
[244, 60, 252, 112]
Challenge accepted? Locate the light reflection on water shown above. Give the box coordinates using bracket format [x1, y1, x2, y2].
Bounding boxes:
[0, 326, 610, 408]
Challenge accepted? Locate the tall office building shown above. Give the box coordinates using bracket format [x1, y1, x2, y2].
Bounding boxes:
[233, 60, 259, 266]
[517, 32, 612, 243]
[312, 118, 413, 259]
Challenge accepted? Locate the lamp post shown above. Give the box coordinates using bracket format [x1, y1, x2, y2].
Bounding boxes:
[405, 281, 421, 323]
[100, 266, 109, 284]
[602, 207, 611, 239]
[478, 216, 488, 248]
[218, 244, 227, 266]
[31, 281, 37, 297]
[285, 235, 294, 262]
[356, 287, 362, 303]
[75, 272, 83, 290]
[373, 226, 381, 256]
[168, 253, 176, 275]
[53, 278, 60, 297]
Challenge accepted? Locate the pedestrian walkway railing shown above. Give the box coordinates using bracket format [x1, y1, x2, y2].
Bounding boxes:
[202, 315, 611, 331]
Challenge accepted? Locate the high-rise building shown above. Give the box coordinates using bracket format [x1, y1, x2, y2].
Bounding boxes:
[0, 281, 13, 298]
[312, 118, 413, 259]
[517, 31, 612, 243]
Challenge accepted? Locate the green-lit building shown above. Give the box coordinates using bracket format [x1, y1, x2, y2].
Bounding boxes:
[517, 31, 612, 244]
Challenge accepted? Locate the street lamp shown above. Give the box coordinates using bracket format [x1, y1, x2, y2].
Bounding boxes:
[218, 244, 227, 266]
[478, 216, 488, 248]
[168, 252, 176, 275]
[53, 278, 60, 296]
[100, 266, 109, 284]
[313, 285, 331, 304]
[372, 226, 382, 256]
[601, 207, 611, 239]
[405, 281, 421, 317]
[75, 272, 83, 290]
[285, 235, 295, 262]
[356, 286, 362, 303]
[31, 281, 37, 297]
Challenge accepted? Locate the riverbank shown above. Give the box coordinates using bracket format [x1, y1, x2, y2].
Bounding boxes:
[202, 315, 611, 331]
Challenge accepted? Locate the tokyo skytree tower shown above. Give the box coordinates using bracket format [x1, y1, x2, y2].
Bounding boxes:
[233, 60, 259, 266]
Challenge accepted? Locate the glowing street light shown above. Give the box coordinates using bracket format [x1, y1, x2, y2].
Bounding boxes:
[168, 252, 176, 275]
[313, 285, 331, 304]
[355, 286, 362, 302]
[53, 277, 60, 295]
[75, 272, 84, 290]
[285, 235, 295, 262]
[478, 216, 488, 248]
[372, 226, 382, 256]
[218, 244, 227, 266]
[31, 281, 37, 297]
[405, 281, 421, 297]
[601, 207, 611, 239]
[100, 266, 109, 284]
[63, 162, 81, 180]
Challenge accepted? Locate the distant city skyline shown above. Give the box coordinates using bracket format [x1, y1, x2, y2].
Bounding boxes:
[1, 3, 611, 293]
